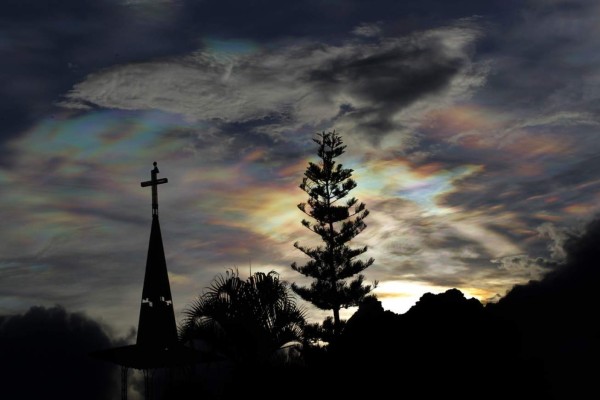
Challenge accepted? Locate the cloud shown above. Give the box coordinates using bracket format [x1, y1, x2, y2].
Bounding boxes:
[3, 0, 600, 338]
[352, 22, 383, 38]
[404, 0, 600, 240]
[0, 0, 203, 155]
[536, 222, 570, 261]
[0, 109, 312, 333]
[61, 21, 487, 148]
[0, 305, 119, 400]
[473, 0, 600, 120]
[496, 215, 600, 308]
[491, 254, 555, 281]
[0, 0, 515, 152]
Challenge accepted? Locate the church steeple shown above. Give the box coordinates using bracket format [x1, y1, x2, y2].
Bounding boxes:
[90, 162, 198, 400]
[136, 163, 177, 347]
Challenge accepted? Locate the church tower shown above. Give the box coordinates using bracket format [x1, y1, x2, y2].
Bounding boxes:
[137, 162, 178, 349]
[91, 162, 197, 400]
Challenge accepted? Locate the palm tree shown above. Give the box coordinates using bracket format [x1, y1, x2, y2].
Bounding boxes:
[180, 269, 306, 367]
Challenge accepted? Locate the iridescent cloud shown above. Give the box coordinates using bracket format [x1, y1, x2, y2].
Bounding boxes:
[3, 3, 600, 337]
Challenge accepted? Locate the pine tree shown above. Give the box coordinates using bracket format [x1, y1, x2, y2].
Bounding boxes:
[291, 131, 376, 339]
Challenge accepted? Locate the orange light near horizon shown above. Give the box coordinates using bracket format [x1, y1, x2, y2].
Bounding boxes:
[373, 280, 449, 314]
[374, 281, 501, 315]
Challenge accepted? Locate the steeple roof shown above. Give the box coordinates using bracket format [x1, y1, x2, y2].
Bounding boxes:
[136, 214, 178, 348]
[90, 163, 197, 369]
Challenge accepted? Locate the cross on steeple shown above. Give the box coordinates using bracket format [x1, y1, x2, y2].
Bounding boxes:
[90, 162, 199, 400]
[141, 162, 168, 216]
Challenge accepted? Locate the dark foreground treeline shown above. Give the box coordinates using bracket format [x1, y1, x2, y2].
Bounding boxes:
[2, 218, 599, 399]
[188, 217, 600, 400]
[218, 287, 597, 400]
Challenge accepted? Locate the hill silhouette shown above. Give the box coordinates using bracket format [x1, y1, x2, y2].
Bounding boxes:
[334, 216, 600, 400]
[335, 289, 499, 399]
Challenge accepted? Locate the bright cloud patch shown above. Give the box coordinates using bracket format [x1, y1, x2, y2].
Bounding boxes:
[61, 22, 486, 146]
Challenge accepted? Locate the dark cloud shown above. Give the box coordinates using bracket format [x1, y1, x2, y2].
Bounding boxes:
[176, 0, 354, 39]
[0, 0, 198, 158]
[0, 251, 140, 303]
[491, 254, 557, 282]
[549, 154, 600, 189]
[443, 159, 600, 230]
[425, 126, 600, 234]
[506, 163, 600, 211]
[307, 32, 477, 138]
[474, 0, 600, 113]
[193, 118, 312, 164]
[0, 0, 540, 161]
[309, 45, 461, 106]
[62, 22, 485, 154]
[0, 305, 119, 399]
[495, 215, 600, 316]
[1, 0, 507, 159]
[175, 0, 514, 40]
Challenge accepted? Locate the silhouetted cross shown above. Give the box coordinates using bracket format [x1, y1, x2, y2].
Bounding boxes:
[140, 162, 168, 216]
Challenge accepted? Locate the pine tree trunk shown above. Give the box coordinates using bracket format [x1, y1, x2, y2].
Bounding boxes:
[333, 307, 341, 338]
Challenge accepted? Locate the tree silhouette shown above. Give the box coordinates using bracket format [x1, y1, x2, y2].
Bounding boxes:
[291, 131, 376, 338]
[179, 269, 305, 367]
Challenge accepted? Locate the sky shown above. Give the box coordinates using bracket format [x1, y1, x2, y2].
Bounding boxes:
[1, 0, 600, 338]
